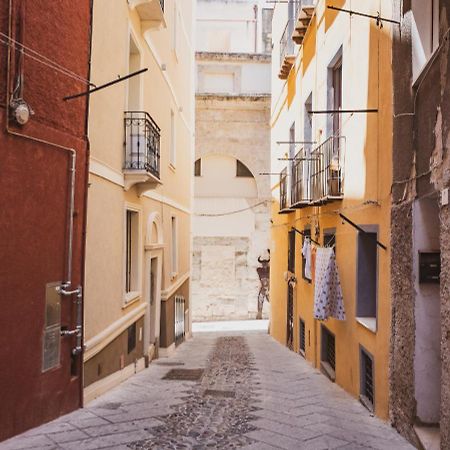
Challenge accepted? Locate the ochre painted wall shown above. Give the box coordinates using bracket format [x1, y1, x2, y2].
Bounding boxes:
[270, 0, 393, 421]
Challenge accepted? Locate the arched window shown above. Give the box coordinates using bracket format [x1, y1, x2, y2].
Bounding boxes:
[194, 158, 201, 176]
[236, 160, 253, 178]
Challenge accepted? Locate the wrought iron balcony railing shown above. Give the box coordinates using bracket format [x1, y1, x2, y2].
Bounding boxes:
[291, 148, 311, 207]
[124, 111, 160, 179]
[280, 167, 289, 212]
[310, 136, 345, 204]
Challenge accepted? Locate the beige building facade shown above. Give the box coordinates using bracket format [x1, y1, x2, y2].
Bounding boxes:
[84, 0, 195, 401]
[192, 0, 273, 322]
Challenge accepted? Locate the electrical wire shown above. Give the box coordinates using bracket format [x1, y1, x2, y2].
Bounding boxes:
[194, 200, 271, 217]
[0, 33, 92, 86]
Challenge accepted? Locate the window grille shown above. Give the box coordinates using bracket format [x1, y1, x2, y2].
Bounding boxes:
[299, 319, 306, 354]
[321, 326, 336, 374]
[360, 348, 374, 410]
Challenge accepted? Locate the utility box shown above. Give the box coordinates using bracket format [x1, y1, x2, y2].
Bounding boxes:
[419, 252, 440, 284]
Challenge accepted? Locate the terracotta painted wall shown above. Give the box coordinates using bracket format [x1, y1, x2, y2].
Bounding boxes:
[0, 0, 91, 440]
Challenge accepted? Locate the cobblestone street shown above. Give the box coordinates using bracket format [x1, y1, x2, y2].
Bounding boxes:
[2, 331, 415, 450]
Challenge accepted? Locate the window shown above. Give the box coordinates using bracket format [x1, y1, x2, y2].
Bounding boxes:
[236, 160, 253, 178]
[171, 216, 178, 276]
[301, 228, 311, 281]
[288, 229, 296, 273]
[170, 110, 176, 167]
[321, 326, 336, 381]
[127, 322, 136, 354]
[360, 347, 375, 411]
[261, 8, 274, 54]
[327, 50, 343, 138]
[411, 0, 440, 81]
[323, 228, 336, 251]
[332, 58, 342, 137]
[299, 319, 306, 356]
[356, 230, 378, 326]
[194, 158, 201, 177]
[125, 209, 139, 294]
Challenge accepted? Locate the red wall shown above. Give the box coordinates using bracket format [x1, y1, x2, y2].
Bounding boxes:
[0, 0, 91, 441]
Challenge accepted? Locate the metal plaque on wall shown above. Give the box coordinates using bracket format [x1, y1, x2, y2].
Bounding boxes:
[42, 282, 61, 372]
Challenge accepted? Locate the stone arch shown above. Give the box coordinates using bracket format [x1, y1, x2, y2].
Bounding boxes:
[146, 211, 163, 246]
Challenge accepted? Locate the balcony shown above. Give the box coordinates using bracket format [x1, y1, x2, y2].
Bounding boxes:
[310, 136, 345, 204]
[279, 167, 294, 214]
[129, 0, 166, 31]
[123, 111, 161, 193]
[278, 20, 295, 80]
[291, 148, 311, 208]
[292, 1, 315, 46]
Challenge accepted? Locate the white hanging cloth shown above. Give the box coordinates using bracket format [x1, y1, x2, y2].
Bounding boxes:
[313, 247, 346, 321]
[302, 237, 312, 281]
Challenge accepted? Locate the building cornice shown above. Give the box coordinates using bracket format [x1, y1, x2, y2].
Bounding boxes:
[196, 93, 271, 102]
[196, 51, 271, 63]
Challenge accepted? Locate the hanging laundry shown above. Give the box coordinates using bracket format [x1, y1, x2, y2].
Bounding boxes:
[313, 247, 346, 321]
[302, 237, 312, 280]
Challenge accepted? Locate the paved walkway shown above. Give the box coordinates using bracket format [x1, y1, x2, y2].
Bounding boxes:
[2, 331, 415, 450]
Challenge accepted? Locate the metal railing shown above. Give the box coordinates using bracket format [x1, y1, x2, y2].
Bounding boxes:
[280, 19, 295, 66]
[160, 0, 164, 12]
[280, 167, 289, 211]
[175, 295, 185, 345]
[310, 136, 345, 203]
[291, 148, 311, 206]
[124, 111, 160, 179]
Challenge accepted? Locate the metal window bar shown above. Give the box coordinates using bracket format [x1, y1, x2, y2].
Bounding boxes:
[362, 351, 374, 405]
[124, 111, 161, 179]
[299, 319, 306, 352]
[175, 295, 185, 344]
[310, 135, 345, 203]
[280, 19, 295, 66]
[325, 329, 336, 371]
[279, 167, 289, 210]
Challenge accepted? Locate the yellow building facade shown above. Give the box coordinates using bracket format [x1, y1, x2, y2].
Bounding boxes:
[84, 0, 195, 402]
[270, 0, 393, 420]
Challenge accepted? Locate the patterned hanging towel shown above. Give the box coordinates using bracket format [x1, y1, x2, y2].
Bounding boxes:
[313, 247, 346, 321]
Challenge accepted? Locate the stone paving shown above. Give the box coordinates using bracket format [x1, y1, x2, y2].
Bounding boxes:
[1, 331, 416, 450]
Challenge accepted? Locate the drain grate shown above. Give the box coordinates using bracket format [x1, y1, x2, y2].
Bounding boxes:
[203, 389, 235, 398]
[162, 368, 204, 381]
[155, 362, 185, 367]
[98, 402, 122, 410]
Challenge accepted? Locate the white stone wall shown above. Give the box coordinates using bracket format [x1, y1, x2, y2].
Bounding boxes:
[196, 0, 273, 54]
[193, 0, 272, 322]
[192, 94, 271, 321]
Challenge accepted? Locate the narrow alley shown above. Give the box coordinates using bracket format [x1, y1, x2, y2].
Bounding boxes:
[3, 330, 413, 450]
